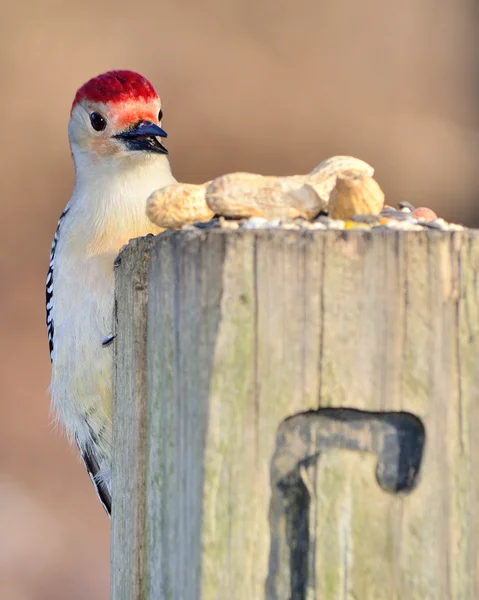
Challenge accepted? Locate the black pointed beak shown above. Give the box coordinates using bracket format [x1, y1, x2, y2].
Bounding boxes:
[114, 121, 168, 155]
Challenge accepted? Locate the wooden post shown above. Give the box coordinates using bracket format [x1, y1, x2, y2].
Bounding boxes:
[112, 228, 479, 600]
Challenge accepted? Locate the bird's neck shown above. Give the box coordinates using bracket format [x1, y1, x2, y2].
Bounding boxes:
[68, 153, 176, 255]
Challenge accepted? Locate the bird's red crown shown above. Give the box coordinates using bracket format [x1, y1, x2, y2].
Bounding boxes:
[72, 70, 158, 112]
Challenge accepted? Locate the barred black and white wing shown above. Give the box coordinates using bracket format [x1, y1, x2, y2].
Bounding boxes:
[46, 206, 70, 360]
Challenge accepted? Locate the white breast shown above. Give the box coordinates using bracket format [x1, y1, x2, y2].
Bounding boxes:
[49, 153, 176, 455]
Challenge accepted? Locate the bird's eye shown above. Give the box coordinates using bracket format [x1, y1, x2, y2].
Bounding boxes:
[90, 112, 107, 132]
[158, 109, 163, 122]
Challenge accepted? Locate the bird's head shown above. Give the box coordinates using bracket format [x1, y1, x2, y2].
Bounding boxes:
[69, 70, 168, 170]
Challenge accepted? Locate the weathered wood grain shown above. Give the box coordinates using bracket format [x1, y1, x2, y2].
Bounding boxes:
[113, 228, 479, 600]
[111, 235, 156, 600]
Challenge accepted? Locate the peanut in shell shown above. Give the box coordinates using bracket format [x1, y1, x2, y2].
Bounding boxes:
[206, 173, 323, 220]
[328, 172, 384, 220]
[146, 182, 214, 229]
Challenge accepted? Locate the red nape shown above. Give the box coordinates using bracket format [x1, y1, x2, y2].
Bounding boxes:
[72, 70, 157, 111]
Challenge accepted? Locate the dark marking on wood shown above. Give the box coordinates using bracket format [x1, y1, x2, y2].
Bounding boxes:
[268, 409, 425, 599]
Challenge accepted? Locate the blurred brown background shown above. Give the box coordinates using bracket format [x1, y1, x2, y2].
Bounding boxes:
[1, 0, 479, 598]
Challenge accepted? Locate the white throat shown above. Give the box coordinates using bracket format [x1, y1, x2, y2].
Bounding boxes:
[68, 148, 176, 252]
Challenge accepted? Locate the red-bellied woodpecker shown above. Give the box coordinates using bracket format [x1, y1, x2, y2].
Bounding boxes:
[46, 70, 176, 515]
